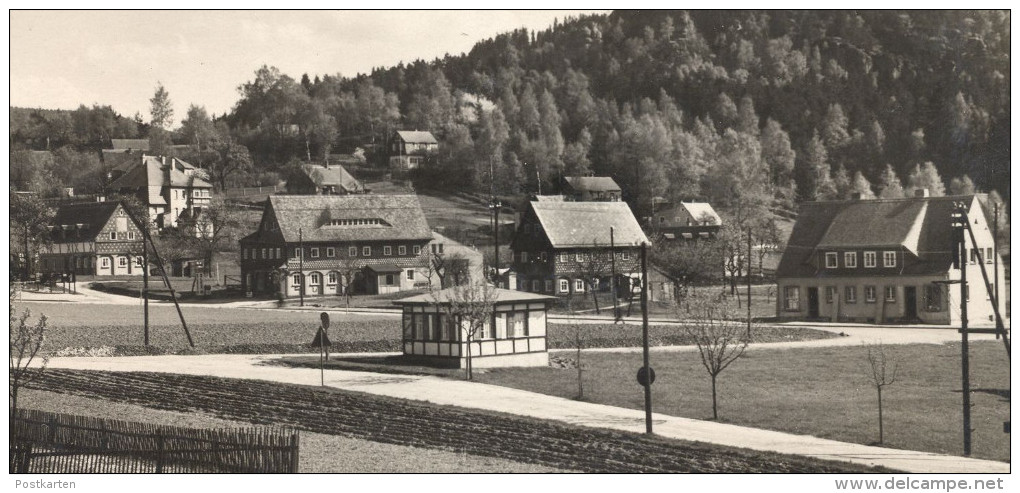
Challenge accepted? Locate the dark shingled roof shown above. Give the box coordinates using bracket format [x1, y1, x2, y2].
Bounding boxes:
[392, 286, 555, 305]
[109, 156, 212, 191]
[395, 130, 438, 144]
[267, 194, 432, 243]
[49, 201, 134, 242]
[777, 195, 980, 278]
[530, 201, 649, 248]
[563, 176, 621, 192]
[303, 164, 364, 193]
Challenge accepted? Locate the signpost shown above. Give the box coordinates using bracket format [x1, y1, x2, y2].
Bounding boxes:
[311, 312, 332, 386]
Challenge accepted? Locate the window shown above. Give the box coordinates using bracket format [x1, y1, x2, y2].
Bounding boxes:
[398, 245, 406, 256]
[310, 273, 321, 284]
[327, 272, 337, 285]
[575, 279, 585, 292]
[413, 245, 421, 255]
[510, 312, 527, 338]
[243, 249, 248, 260]
[101, 258, 110, 268]
[845, 286, 857, 303]
[383, 246, 392, 256]
[545, 280, 552, 292]
[275, 248, 281, 259]
[844, 252, 857, 268]
[326, 247, 335, 258]
[384, 274, 395, 285]
[362, 246, 371, 256]
[133, 257, 142, 267]
[110, 232, 117, 240]
[559, 252, 569, 263]
[924, 285, 942, 311]
[292, 274, 301, 286]
[310, 248, 320, 258]
[349, 246, 358, 257]
[865, 286, 877, 303]
[127, 231, 136, 240]
[621, 251, 630, 260]
[986, 248, 993, 264]
[520, 252, 529, 263]
[885, 286, 896, 302]
[883, 251, 896, 267]
[261, 248, 267, 259]
[784, 286, 800, 311]
[118, 257, 127, 267]
[575, 252, 585, 262]
[532, 280, 540, 292]
[406, 269, 414, 280]
[559, 279, 569, 293]
[825, 252, 838, 268]
[825, 286, 836, 304]
[864, 251, 877, 268]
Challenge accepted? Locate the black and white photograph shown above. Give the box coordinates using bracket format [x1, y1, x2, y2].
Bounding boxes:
[7, 7, 1012, 488]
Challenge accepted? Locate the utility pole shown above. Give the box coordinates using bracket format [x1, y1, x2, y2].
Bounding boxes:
[299, 227, 305, 307]
[489, 198, 502, 285]
[747, 228, 752, 338]
[952, 202, 972, 456]
[640, 242, 653, 434]
[993, 201, 999, 336]
[143, 240, 149, 346]
[610, 227, 619, 322]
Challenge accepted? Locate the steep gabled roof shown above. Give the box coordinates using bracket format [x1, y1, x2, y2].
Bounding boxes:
[392, 286, 555, 305]
[777, 195, 979, 278]
[563, 176, 621, 192]
[266, 194, 432, 243]
[530, 201, 649, 248]
[395, 130, 438, 144]
[662, 202, 722, 226]
[108, 155, 212, 190]
[303, 164, 364, 193]
[49, 201, 136, 242]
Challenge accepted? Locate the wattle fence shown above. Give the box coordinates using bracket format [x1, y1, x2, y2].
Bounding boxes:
[10, 409, 299, 473]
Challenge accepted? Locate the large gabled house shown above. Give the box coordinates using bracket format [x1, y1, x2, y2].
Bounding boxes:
[38, 201, 145, 277]
[510, 201, 649, 296]
[562, 176, 622, 202]
[239, 194, 433, 297]
[776, 190, 1006, 325]
[651, 201, 722, 239]
[108, 155, 213, 231]
[389, 130, 438, 170]
[284, 164, 366, 195]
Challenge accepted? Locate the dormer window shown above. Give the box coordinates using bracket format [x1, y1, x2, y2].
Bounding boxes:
[825, 252, 838, 269]
[883, 251, 897, 268]
[864, 251, 877, 268]
[844, 252, 857, 268]
[326, 218, 390, 227]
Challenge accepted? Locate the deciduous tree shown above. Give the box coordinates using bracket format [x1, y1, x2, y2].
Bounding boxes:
[676, 294, 750, 419]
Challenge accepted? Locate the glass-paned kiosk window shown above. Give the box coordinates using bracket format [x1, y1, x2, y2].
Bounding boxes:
[402, 314, 414, 339]
[528, 311, 545, 336]
[510, 312, 527, 337]
[440, 314, 455, 341]
[493, 313, 508, 339]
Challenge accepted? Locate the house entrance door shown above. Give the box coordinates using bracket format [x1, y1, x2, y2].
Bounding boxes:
[904, 286, 918, 320]
[807, 287, 820, 318]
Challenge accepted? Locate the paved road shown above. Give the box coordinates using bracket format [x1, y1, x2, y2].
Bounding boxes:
[40, 353, 1009, 474]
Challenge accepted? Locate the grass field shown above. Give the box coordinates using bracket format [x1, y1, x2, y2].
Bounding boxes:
[473, 341, 1010, 462]
[18, 389, 563, 473]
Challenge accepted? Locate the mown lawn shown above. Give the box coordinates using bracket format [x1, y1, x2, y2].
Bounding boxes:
[475, 342, 1011, 462]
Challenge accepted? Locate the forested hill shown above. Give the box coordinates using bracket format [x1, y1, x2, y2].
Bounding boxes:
[10, 10, 1010, 210]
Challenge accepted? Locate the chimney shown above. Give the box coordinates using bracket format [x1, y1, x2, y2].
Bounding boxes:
[161, 156, 166, 165]
[914, 188, 930, 198]
[851, 192, 862, 200]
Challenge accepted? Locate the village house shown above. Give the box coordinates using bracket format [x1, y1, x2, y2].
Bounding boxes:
[426, 231, 485, 288]
[389, 130, 438, 171]
[108, 155, 214, 232]
[776, 190, 1006, 325]
[393, 287, 555, 368]
[510, 201, 649, 296]
[651, 201, 722, 240]
[562, 176, 622, 202]
[38, 201, 145, 277]
[238, 194, 433, 297]
[284, 163, 366, 195]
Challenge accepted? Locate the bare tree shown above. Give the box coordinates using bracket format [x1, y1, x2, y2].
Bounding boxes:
[677, 296, 750, 419]
[9, 285, 49, 417]
[569, 244, 613, 314]
[437, 279, 496, 380]
[563, 298, 592, 400]
[864, 341, 898, 444]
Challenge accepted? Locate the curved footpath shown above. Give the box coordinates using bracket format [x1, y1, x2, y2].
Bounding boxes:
[41, 353, 1009, 474]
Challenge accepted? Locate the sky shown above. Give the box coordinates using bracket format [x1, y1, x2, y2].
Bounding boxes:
[9, 10, 605, 125]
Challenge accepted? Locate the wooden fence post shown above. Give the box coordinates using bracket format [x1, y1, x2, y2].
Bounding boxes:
[155, 429, 165, 473]
[289, 432, 299, 473]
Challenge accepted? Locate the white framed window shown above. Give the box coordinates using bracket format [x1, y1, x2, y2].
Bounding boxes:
[261, 248, 267, 259]
[559, 252, 569, 263]
[127, 231, 136, 240]
[883, 251, 896, 267]
[885, 286, 896, 302]
[864, 286, 877, 303]
[384, 246, 392, 256]
[844, 252, 857, 268]
[110, 232, 117, 240]
[326, 247, 335, 258]
[532, 280, 540, 292]
[310, 272, 321, 284]
[101, 257, 110, 268]
[385, 274, 395, 286]
[825, 252, 838, 268]
[406, 269, 414, 280]
[575, 252, 585, 262]
[825, 286, 836, 304]
[413, 245, 421, 255]
[621, 251, 630, 260]
[292, 274, 301, 286]
[349, 246, 358, 257]
[118, 257, 127, 267]
[574, 279, 585, 292]
[362, 246, 371, 256]
[398, 245, 406, 255]
[310, 248, 320, 258]
[864, 251, 877, 268]
[133, 257, 142, 267]
[327, 272, 337, 285]
[275, 248, 281, 259]
[784, 286, 800, 311]
[845, 286, 857, 303]
[986, 248, 993, 264]
[559, 279, 569, 292]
